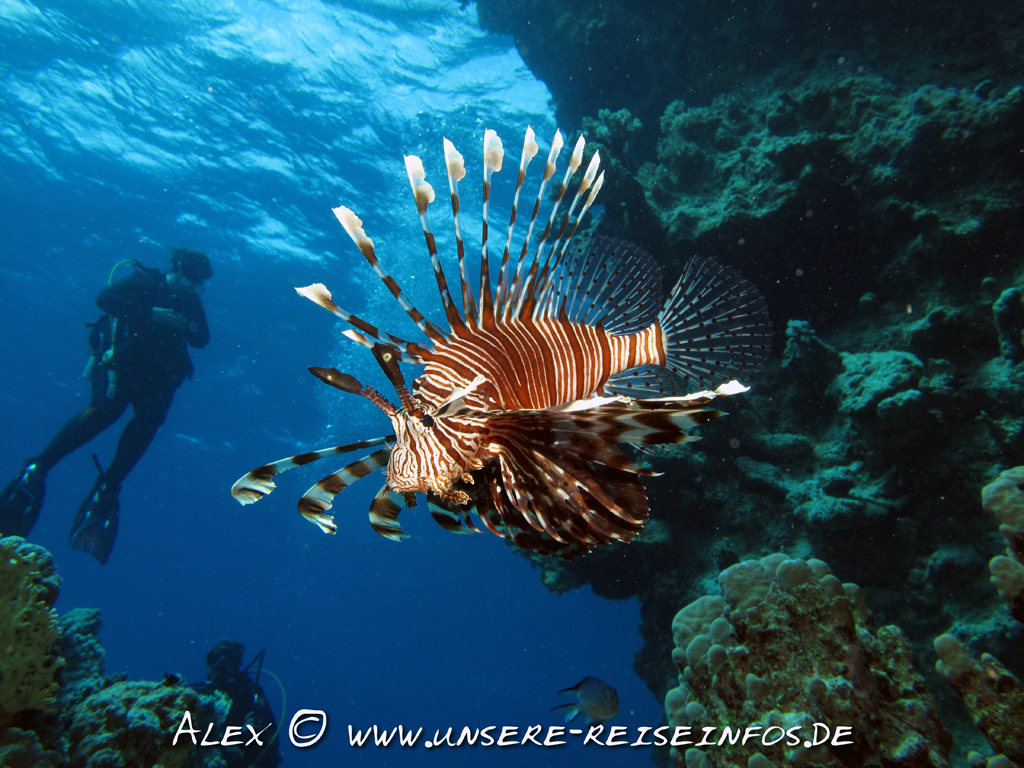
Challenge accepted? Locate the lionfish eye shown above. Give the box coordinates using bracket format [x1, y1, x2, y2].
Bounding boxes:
[420, 413, 435, 428]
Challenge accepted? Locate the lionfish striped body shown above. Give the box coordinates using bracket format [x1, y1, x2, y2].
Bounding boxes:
[232, 127, 772, 558]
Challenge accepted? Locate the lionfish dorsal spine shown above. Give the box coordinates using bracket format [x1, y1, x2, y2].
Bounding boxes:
[442, 138, 479, 326]
[331, 206, 447, 345]
[404, 154, 467, 335]
[294, 283, 427, 365]
[506, 133, 587, 321]
[478, 128, 504, 326]
[534, 163, 606, 322]
[493, 127, 541, 318]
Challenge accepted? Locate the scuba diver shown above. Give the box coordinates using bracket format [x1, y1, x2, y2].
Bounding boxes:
[0, 248, 212, 564]
[192, 640, 283, 768]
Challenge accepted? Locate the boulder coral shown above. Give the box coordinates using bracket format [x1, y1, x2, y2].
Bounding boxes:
[665, 553, 951, 768]
[982, 467, 1024, 623]
[928, 469, 1024, 767]
[0, 536, 64, 730]
[66, 677, 201, 768]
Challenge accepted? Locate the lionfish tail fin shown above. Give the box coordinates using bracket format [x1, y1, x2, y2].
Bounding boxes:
[657, 255, 772, 390]
[298, 448, 392, 533]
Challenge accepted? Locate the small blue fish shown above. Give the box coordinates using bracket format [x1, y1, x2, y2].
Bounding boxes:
[551, 676, 619, 725]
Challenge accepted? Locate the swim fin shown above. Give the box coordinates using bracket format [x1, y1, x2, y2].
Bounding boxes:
[70, 475, 120, 565]
[0, 460, 47, 537]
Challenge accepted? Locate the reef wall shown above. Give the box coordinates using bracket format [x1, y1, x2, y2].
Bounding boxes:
[482, 0, 1024, 762]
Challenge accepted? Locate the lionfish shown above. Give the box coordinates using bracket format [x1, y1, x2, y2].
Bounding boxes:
[232, 127, 771, 558]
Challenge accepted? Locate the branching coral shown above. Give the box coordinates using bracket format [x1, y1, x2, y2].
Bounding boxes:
[664, 553, 951, 768]
[0, 536, 64, 730]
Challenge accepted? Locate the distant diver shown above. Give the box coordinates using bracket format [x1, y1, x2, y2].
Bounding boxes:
[0, 248, 212, 564]
[192, 640, 283, 768]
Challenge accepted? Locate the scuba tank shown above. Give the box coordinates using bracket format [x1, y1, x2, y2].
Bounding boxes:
[83, 259, 156, 397]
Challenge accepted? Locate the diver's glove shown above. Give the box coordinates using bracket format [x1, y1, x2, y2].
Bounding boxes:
[152, 307, 189, 330]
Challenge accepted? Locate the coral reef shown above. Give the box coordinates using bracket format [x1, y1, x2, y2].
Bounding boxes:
[665, 554, 951, 767]
[472, 1, 1024, 765]
[0, 541, 239, 768]
[0, 536, 63, 730]
[934, 635, 1023, 765]
[475, 0, 1024, 132]
[928, 469, 1024, 766]
[66, 678, 201, 768]
[982, 467, 1024, 623]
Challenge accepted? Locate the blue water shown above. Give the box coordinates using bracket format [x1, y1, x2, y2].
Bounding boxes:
[0, 0, 664, 765]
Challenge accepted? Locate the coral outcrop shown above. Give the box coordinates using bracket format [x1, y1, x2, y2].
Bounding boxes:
[665, 554, 950, 768]
[476, 0, 1023, 763]
[934, 634, 1023, 765]
[928, 469, 1024, 766]
[66, 678, 201, 768]
[0, 541, 240, 768]
[0, 536, 63, 730]
[982, 467, 1024, 623]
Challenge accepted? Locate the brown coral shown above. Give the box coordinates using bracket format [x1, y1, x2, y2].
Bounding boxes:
[0, 536, 64, 729]
[665, 554, 951, 768]
[934, 635, 1024, 765]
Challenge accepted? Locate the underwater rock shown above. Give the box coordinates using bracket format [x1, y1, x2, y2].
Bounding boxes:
[665, 554, 951, 767]
[993, 288, 1024, 363]
[0, 726, 62, 768]
[55, 608, 110, 719]
[934, 635, 1024, 765]
[793, 496, 872, 531]
[66, 678, 200, 768]
[0, 536, 64, 731]
[826, 350, 924, 417]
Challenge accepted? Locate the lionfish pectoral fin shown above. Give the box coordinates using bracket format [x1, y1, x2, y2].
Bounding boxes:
[434, 375, 489, 418]
[230, 437, 394, 506]
[657, 255, 772, 390]
[231, 473, 276, 505]
[296, 448, 391, 532]
[427, 495, 479, 535]
[368, 485, 411, 541]
[308, 366, 363, 393]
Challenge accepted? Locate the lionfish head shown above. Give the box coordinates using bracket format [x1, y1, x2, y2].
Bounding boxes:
[309, 345, 486, 506]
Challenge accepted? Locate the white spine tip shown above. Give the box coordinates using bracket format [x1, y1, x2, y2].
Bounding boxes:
[443, 138, 467, 182]
[717, 380, 750, 396]
[523, 125, 539, 160]
[484, 129, 504, 172]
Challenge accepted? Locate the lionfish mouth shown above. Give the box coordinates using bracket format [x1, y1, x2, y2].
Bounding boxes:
[231, 125, 772, 558]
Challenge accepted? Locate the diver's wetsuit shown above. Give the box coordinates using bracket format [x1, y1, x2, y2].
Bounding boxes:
[192, 675, 282, 768]
[33, 268, 209, 485]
